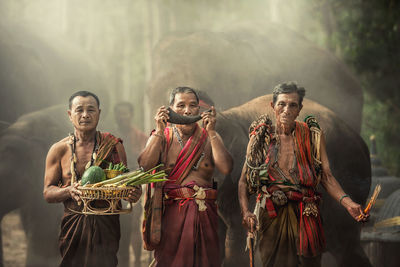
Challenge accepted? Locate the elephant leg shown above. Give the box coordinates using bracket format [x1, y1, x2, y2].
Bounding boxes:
[218, 215, 227, 262]
[0, 214, 3, 267]
[322, 194, 372, 267]
[338, 235, 372, 267]
[20, 205, 61, 267]
[0, 190, 25, 267]
[329, 240, 371, 267]
[222, 215, 248, 267]
[217, 177, 248, 267]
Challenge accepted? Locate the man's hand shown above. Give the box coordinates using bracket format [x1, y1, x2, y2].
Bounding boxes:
[201, 106, 216, 132]
[126, 185, 142, 203]
[154, 106, 169, 132]
[242, 210, 258, 233]
[342, 197, 369, 222]
[68, 182, 82, 202]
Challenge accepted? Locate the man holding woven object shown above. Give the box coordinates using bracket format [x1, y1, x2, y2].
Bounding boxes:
[139, 87, 233, 267]
[238, 82, 368, 267]
[43, 91, 141, 267]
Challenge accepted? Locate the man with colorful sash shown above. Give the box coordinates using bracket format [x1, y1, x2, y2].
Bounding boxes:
[139, 87, 233, 267]
[238, 82, 368, 267]
[43, 91, 141, 267]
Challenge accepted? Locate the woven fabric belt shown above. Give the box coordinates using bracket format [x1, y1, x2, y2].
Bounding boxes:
[165, 186, 217, 200]
[165, 185, 217, 212]
[257, 186, 320, 218]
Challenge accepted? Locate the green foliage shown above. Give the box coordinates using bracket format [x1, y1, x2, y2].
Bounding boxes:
[312, 0, 400, 175]
[361, 91, 400, 175]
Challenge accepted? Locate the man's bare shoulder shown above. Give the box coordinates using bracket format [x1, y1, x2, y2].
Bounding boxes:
[47, 136, 70, 158]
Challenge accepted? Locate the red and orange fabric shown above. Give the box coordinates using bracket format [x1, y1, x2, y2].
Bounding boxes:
[257, 121, 325, 265]
[155, 182, 219, 267]
[145, 125, 220, 267]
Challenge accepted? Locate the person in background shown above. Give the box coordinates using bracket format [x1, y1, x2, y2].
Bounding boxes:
[114, 101, 148, 267]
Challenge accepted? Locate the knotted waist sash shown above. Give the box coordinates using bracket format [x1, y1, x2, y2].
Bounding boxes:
[164, 182, 217, 212]
[255, 184, 325, 257]
[257, 185, 321, 218]
[249, 121, 325, 256]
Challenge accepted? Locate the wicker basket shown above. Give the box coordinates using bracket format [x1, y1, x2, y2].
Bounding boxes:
[72, 186, 134, 215]
[104, 169, 123, 179]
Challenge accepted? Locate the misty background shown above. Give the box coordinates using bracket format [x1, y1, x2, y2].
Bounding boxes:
[1, 0, 398, 174]
[0, 0, 399, 266]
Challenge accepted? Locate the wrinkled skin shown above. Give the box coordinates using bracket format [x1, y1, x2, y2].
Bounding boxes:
[0, 105, 135, 266]
[0, 21, 120, 266]
[0, 97, 372, 266]
[214, 95, 371, 267]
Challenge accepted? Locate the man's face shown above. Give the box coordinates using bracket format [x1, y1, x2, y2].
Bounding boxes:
[114, 106, 132, 129]
[171, 92, 200, 116]
[271, 92, 302, 126]
[68, 96, 101, 132]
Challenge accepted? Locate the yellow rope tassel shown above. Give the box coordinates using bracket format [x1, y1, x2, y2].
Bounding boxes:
[70, 160, 76, 184]
[310, 126, 321, 165]
[85, 161, 91, 170]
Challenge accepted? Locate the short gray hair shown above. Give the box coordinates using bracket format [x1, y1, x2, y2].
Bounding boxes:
[169, 87, 199, 105]
[69, 91, 100, 109]
[272, 82, 305, 106]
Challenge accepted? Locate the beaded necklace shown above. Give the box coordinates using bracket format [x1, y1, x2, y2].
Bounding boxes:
[172, 126, 205, 171]
[69, 132, 99, 184]
[173, 126, 185, 149]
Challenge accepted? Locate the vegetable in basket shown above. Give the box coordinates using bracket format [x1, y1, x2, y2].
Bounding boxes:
[80, 166, 106, 186]
[106, 161, 129, 172]
[87, 164, 168, 187]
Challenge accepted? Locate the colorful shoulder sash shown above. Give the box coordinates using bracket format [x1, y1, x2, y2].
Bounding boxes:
[164, 125, 208, 185]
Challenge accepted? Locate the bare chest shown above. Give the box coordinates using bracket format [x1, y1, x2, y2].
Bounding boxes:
[276, 135, 296, 172]
[164, 139, 214, 174]
[60, 145, 95, 183]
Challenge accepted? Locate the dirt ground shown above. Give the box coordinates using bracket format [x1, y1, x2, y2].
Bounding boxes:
[2, 210, 27, 267]
[1, 209, 152, 267]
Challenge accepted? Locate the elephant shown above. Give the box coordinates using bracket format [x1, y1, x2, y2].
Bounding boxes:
[0, 20, 109, 125]
[0, 105, 138, 266]
[148, 22, 363, 133]
[0, 99, 371, 266]
[213, 94, 371, 266]
[0, 20, 140, 266]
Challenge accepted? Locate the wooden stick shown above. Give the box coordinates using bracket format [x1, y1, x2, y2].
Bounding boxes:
[365, 184, 381, 214]
[247, 232, 255, 267]
[359, 184, 381, 219]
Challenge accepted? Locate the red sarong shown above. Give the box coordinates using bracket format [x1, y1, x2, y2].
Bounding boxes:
[150, 125, 220, 266]
[154, 182, 220, 267]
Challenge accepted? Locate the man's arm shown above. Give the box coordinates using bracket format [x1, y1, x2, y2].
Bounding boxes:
[238, 136, 257, 232]
[138, 106, 168, 170]
[209, 131, 233, 175]
[43, 143, 81, 203]
[319, 133, 367, 221]
[202, 106, 233, 175]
